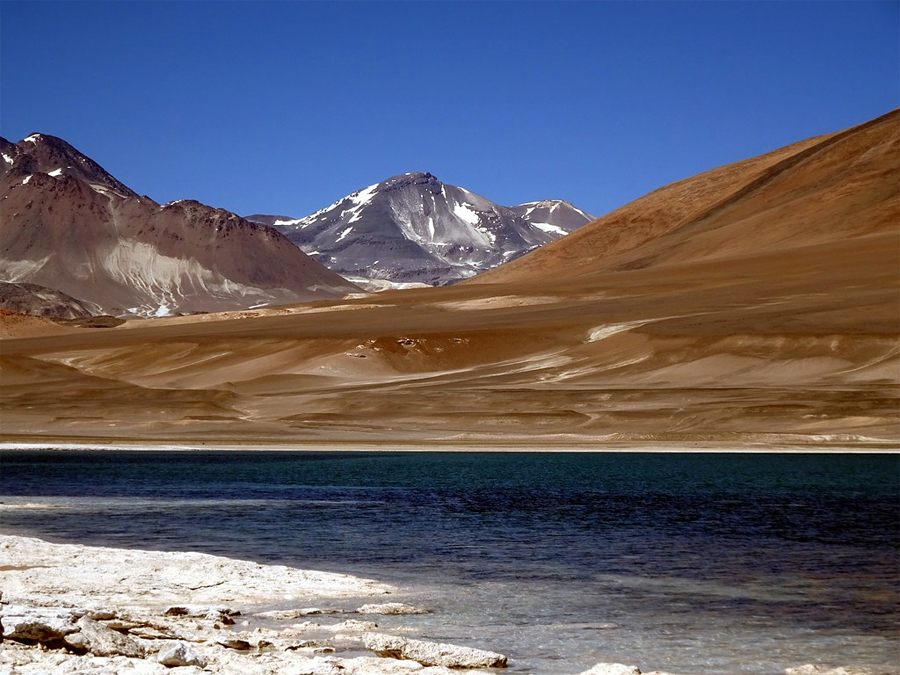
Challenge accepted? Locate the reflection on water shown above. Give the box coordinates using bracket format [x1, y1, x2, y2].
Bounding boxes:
[0, 451, 897, 673]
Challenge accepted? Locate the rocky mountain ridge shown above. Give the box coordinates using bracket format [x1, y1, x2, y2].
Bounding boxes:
[248, 172, 594, 286]
[0, 133, 357, 317]
[0, 281, 99, 320]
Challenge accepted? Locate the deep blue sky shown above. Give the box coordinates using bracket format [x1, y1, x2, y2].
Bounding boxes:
[1, 1, 897, 220]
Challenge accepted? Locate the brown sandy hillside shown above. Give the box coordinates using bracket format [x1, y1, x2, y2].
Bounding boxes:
[1, 112, 897, 447]
[474, 109, 898, 283]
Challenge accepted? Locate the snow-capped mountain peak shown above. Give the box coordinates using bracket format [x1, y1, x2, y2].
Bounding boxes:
[250, 173, 594, 286]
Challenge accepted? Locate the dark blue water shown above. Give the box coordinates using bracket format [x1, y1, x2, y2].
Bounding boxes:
[1, 450, 897, 674]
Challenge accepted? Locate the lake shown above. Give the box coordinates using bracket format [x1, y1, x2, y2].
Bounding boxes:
[0, 450, 897, 673]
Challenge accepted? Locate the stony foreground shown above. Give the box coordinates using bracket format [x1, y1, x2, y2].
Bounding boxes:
[0, 535, 892, 675]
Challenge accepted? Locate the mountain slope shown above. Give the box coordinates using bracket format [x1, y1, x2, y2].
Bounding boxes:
[0, 134, 357, 317]
[254, 172, 593, 286]
[473, 109, 899, 285]
[1, 112, 896, 446]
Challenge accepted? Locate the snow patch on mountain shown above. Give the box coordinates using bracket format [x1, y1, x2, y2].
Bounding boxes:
[452, 200, 481, 227]
[90, 184, 130, 199]
[532, 222, 569, 237]
[348, 183, 379, 209]
[273, 217, 305, 227]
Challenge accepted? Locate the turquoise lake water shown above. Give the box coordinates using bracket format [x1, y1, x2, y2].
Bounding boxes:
[0, 450, 897, 673]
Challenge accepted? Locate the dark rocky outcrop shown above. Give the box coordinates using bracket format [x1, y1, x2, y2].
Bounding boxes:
[0, 281, 98, 320]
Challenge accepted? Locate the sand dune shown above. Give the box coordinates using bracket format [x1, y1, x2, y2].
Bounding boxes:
[1, 112, 897, 447]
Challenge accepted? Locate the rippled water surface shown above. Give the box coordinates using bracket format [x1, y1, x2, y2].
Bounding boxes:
[1, 450, 897, 674]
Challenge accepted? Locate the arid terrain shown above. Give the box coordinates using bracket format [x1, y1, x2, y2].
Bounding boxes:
[1, 111, 897, 448]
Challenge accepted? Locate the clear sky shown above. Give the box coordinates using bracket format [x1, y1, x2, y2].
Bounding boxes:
[1, 1, 897, 220]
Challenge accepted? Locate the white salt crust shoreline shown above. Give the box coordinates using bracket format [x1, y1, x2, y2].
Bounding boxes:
[0, 534, 501, 675]
[0, 536, 894, 675]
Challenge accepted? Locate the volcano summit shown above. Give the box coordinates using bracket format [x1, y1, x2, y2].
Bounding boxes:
[250, 172, 593, 287]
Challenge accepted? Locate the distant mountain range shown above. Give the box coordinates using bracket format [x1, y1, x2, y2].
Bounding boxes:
[0, 134, 593, 317]
[0, 134, 357, 317]
[246, 172, 593, 287]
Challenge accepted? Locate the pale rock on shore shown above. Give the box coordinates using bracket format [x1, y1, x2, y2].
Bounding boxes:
[577, 666, 641, 675]
[0, 535, 501, 675]
[0, 534, 390, 609]
[363, 632, 507, 668]
[0, 535, 895, 675]
[357, 603, 431, 616]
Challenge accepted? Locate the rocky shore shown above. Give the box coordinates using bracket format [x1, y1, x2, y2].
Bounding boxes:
[0, 535, 891, 675]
